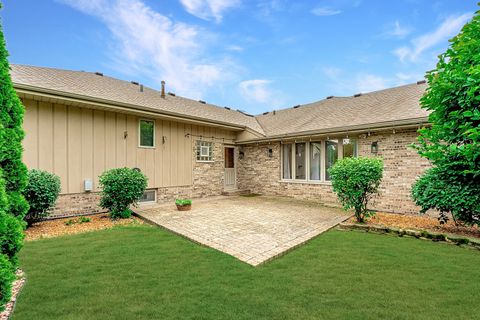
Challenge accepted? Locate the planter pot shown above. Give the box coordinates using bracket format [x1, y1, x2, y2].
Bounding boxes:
[176, 204, 191, 211]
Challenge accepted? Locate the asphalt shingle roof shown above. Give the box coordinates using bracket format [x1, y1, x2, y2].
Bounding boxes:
[255, 82, 429, 137]
[11, 64, 264, 134]
[11, 64, 429, 140]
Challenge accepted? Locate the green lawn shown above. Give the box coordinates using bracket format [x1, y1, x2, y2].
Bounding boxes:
[13, 225, 480, 320]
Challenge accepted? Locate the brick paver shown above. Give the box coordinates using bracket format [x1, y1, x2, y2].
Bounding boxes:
[134, 196, 351, 266]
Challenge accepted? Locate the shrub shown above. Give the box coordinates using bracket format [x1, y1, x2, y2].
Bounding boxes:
[412, 8, 480, 225]
[99, 168, 147, 219]
[0, 253, 14, 312]
[328, 157, 384, 223]
[412, 167, 480, 225]
[175, 199, 192, 206]
[23, 169, 61, 225]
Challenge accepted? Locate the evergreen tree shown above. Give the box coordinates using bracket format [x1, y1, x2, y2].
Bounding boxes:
[0, 3, 28, 220]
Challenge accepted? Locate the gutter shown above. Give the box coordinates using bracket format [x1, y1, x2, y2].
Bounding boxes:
[14, 83, 251, 132]
[235, 117, 430, 144]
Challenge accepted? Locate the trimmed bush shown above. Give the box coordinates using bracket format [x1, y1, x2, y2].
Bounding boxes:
[328, 157, 383, 223]
[0, 253, 14, 312]
[23, 169, 61, 225]
[99, 168, 147, 219]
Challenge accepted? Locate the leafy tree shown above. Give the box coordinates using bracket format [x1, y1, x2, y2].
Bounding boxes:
[329, 157, 384, 223]
[0, 5, 28, 220]
[412, 9, 480, 224]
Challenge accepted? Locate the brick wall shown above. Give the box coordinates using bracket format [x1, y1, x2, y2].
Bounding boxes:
[237, 128, 431, 214]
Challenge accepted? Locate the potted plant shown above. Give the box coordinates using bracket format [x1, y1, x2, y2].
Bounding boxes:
[175, 199, 192, 211]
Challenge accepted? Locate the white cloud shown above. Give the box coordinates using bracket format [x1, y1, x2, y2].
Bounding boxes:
[238, 79, 273, 104]
[311, 7, 341, 16]
[226, 45, 244, 52]
[354, 74, 389, 93]
[383, 21, 412, 38]
[322, 67, 405, 95]
[60, 0, 233, 98]
[394, 12, 472, 63]
[179, 0, 240, 23]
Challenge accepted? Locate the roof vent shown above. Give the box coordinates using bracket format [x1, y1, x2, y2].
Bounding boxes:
[167, 92, 176, 97]
[326, 95, 334, 99]
[161, 80, 166, 98]
[94, 72, 103, 76]
[237, 109, 253, 117]
[224, 106, 231, 110]
[417, 80, 426, 85]
[140, 84, 144, 92]
[293, 105, 301, 109]
[131, 81, 139, 85]
[199, 100, 206, 104]
[354, 93, 362, 97]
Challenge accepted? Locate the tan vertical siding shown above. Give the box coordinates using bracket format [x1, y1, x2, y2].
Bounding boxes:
[38, 101, 54, 172]
[23, 99, 38, 169]
[22, 100, 215, 194]
[93, 110, 106, 191]
[53, 104, 68, 193]
[67, 106, 82, 193]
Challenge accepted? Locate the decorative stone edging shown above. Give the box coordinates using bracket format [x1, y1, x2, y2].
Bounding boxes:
[0, 269, 26, 320]
[337, 223, 480, 250]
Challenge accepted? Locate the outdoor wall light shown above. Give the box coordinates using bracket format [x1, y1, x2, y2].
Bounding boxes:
[162, 136, 167, 144]
[371, 141, 379, 154]
[239, 151, 244, 160]
[267, 148, 273, 158]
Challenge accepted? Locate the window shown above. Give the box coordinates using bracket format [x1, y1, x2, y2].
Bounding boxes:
[281, 137, 357, 183]
[282, 144, 292, 179]
[295, 143, 306, 179]
[139, 120, 155, 147]
[343, 138, 357, 158]
[139, 190, 156, 203]
[309, 142, 321, 180]
[196, 141, 213, 161]
[325, 140, 338, 181]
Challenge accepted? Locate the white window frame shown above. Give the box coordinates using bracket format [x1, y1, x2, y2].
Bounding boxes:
[280, 138, 357, 184]
[138, 119, 156, 148]
[138, 189, 157, 204]
[196, 140, 214, 162]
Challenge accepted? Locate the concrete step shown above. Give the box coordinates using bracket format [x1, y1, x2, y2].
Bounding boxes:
[221, 189, 251, 196]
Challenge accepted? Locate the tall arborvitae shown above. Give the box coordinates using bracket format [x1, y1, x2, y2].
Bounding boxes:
[0, 4, 28, 220]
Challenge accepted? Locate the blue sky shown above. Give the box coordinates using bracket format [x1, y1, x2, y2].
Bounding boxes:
[1, 0, 477, 114]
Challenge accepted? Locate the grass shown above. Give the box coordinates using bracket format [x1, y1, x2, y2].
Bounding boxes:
[13, 225, 480, 320]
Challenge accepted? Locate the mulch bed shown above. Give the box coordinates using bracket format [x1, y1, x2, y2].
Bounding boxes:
[25, 213, 143, 241]
[350, 212, 480, 239]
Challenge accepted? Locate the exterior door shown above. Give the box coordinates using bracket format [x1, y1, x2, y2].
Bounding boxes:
[224, 147, 236, 190]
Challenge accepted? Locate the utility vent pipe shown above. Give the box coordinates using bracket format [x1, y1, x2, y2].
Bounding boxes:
[161, 81, 166, 98]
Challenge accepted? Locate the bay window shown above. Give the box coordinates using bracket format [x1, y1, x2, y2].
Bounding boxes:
[281, 137, 357, 183]
[282, 144, 292, 179]
[325, 140, 338, 181]
[309, 142, 321, 180]
[295, 143, 306, 179]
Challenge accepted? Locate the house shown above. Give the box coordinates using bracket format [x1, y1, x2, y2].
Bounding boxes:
[11, 64, 430, 218]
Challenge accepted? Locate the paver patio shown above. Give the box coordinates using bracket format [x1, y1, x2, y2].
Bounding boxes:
[134, 196, 351, 266]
